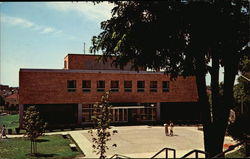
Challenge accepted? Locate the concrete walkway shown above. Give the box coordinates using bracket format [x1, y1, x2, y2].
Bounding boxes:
[5, 125, 238, 158]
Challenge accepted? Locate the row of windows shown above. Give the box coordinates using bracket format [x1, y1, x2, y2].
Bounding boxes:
[67, 80, 169, 93]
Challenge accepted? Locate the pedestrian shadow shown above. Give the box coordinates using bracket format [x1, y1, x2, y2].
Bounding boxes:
[166, 134, 179, 137]
[26, 153, 57, 157]
[36, 139, 49, 142]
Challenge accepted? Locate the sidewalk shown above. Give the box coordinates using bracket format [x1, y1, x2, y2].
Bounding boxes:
[5, 125, 238, 158]
[5, 130, 97, 158]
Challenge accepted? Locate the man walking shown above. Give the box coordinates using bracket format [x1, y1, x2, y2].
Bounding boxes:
[169, 121, 174, 136]
[164, 122, 169, 136]
[0, 124, 7, 139]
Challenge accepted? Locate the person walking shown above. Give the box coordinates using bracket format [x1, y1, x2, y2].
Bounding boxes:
[169, 121, 174, 136]
[1, 124, 7, 139]
[164, 122, 169, 136]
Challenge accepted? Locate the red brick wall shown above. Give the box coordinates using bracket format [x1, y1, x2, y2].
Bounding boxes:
[64, 54, 146, 71]
[64, 55, 69, 69]
[19, 69, 198, 104]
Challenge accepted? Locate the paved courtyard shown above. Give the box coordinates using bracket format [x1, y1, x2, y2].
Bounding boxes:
[71, 125, 237, 158]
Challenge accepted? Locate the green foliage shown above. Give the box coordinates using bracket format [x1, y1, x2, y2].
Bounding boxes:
[0, 135, 81, 159]
[90, 0, 249, 156]
[229, 56, 250, 142]
[88, 91, 118, 159]
[0, 114, 19, 131]
[90, 1, 249, 78]
[226, 145, 245, 158]
[234, 56, 250, 106]
[23, 106, 47, 155]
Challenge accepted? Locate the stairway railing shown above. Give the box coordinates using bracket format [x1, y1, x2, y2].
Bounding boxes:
[151, 147, 176, 159]
[110, 141, 245, 159]
[180, 149, 209, 158]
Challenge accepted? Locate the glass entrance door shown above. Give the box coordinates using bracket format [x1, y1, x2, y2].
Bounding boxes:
[112, 108, 128, 122]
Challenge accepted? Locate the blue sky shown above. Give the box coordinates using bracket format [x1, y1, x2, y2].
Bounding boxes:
[0, 2, 114, 87]
[0, 2, 225, 87]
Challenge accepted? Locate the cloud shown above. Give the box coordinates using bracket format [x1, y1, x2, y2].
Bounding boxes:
[1, 15, 77, 40]
[1, 15, 35, 28]
[46, 2, 114, 21]
[41, 27, 55, 34]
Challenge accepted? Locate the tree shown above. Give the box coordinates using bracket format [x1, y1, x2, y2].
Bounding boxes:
[228, 55, 250, 157]
[88, 91, 118, 159]
[234, 56, 250, 111]
[23, 106, 47, 155]
[90, 1, 249, 157]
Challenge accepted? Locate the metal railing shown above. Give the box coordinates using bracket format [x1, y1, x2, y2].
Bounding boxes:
[110, 141, 245, 159]
[151, 147, 176, 159]
[180, 149, 209, 158]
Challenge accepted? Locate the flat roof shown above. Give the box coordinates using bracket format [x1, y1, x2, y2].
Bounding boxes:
[19, 68, 167, 75]
[64, 53, 119, 59]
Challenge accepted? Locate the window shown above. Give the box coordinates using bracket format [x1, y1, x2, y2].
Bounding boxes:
[82, 80, 91, 92]
[162, 81, 169, 92]
[150, 81, 157, 92]
[97, 80, 105, 92]
[137, 81, 145, 92]
[111, 80, 119, 92]
[67, 80, 76, 92]
[124, 80, 132, 92]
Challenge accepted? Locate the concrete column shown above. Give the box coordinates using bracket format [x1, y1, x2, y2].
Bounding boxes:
[19, 104, 24, 128]
[78, 104, 82, 124]
[156, 102, 161, 121]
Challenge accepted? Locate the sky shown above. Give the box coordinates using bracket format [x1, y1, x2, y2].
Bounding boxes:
[0, 2, 225, 87]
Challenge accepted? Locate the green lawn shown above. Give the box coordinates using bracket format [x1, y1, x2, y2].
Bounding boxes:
[226, 146, 245, 158]
[0, 114, 19, 131]
[0, 135, 83, 159]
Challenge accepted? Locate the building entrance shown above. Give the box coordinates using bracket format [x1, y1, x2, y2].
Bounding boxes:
[81, 104, 156, 124]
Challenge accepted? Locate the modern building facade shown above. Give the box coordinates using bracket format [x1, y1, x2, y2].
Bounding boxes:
[19, 54, 199, 128]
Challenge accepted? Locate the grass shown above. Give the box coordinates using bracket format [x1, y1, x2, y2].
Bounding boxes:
[0, 134, 83, 159]
[0, 114, 19, 130]
[226, 145, 245, 158]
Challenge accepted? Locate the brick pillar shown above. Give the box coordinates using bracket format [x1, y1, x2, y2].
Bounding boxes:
[156, 102, 161, 121]
[78, 104, 82, 124]
[19, 104, 24, 128]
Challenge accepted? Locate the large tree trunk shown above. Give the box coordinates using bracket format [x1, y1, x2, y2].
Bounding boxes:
[209, 50, 239, 157]
[194, 51, 212, 157]
[209, 49, 222, 157]
[193, 46, 235, 157]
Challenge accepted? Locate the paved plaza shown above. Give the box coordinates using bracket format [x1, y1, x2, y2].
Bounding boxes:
[72, 125, 237, 158]
[7, 125, 237, 158]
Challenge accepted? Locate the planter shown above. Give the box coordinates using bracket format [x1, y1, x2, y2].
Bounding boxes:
[15, 128, 20, 134]
[8, 128, 12, 134]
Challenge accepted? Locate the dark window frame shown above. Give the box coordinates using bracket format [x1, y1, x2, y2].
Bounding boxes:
[124, 80, 132, 92]
[67, 80, 76, 92]
[82, 80, 91, 92]
[137, 81, 145, 92]
[97, 80, 105, 92]
[111, 80, 119, 92]
[162, 81, 169, 92]
[150, 81, 157, 92]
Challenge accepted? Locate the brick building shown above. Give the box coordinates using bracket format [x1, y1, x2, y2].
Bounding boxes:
[5, 93, 19, 110]
[19, 54, 199, 128]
